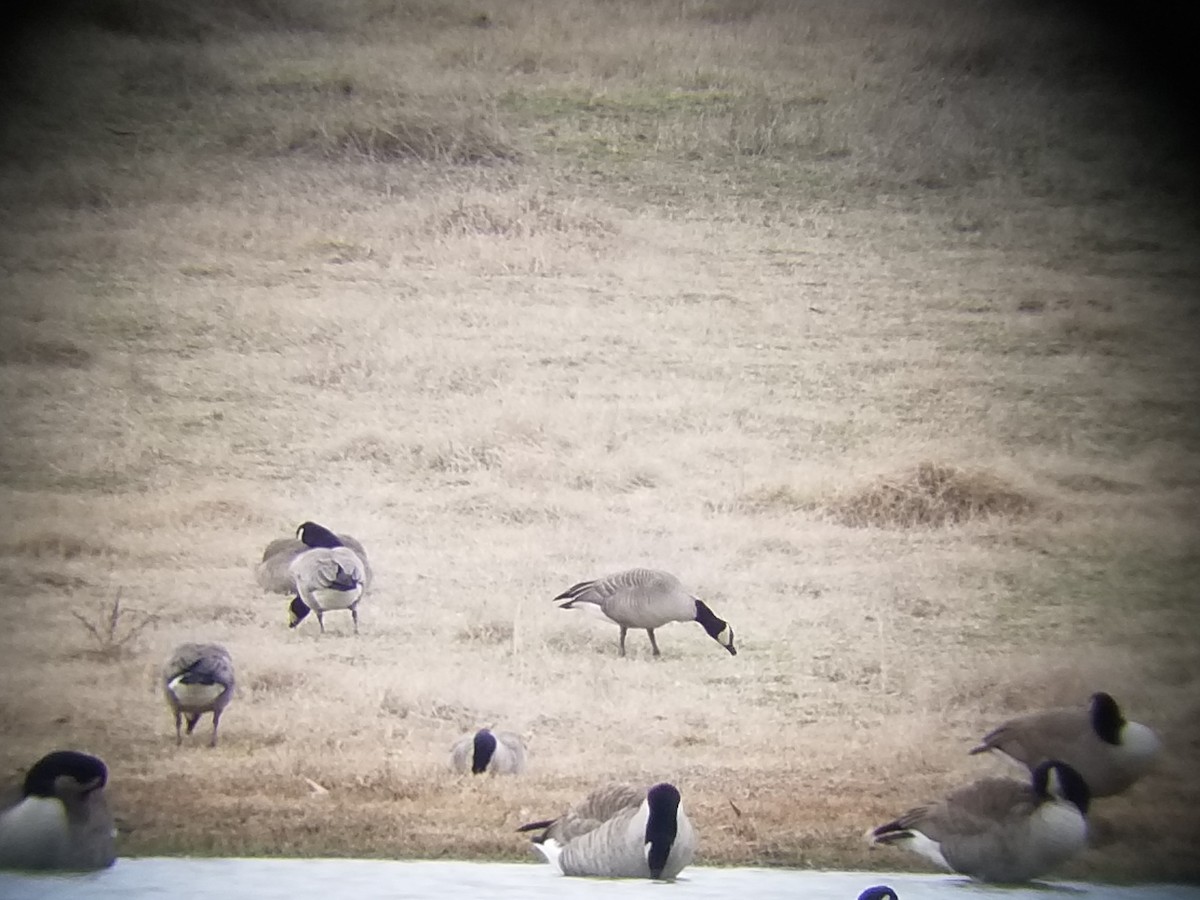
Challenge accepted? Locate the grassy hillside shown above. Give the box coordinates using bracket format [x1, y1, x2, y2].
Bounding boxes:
[1, 0, 1198, 882]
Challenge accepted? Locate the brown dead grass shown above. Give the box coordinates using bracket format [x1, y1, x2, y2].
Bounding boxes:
[0, 0, 1198, 886]
[825, 462, 1037, 528]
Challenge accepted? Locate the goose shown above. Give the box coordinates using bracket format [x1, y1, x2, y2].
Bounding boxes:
[163, 642, 236, 747]
[518, 782, 695, 880]
[0, 750, 116, 871]
[858, 888, 898, 900]
[552, 568, 735, 658]
[866, 760, 1090, 884]
[256, 521, 372, 595]
[450, 728, 527, 775]
[970, 692, 1161, 797]
[288, 542, 367, 634]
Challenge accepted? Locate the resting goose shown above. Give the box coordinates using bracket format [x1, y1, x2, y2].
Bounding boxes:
[867, 760, 1090, 883]
[970, 691, 1161, 798]
[449, 728, 526, 775]
[518, 782, 695, 880]
[163, 642, 236, 747]
[553, 568, 735, 658]
[0, 750, 116, 871]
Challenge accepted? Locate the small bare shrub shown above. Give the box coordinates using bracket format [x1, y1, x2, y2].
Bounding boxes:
[825, 461, 1035, 528]
[70, 592, 159, 660]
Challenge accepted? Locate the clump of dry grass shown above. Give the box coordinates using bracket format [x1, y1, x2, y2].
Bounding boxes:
[825, 462, 1037, 528]
[285, 112, 516, 166]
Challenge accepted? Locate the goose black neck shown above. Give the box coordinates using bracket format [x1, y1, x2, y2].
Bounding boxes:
[1033, 760, 1091, 816]
[288, 596, 311, 628]
[298, 522, 343, 549]
[693, 599, 725, 636]
[472, 730, 497, 774]
[1090, 692, 1125, 744]
[645, 783, 680, 878]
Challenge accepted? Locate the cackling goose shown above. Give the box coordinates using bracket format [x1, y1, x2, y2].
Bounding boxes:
[553, 568, 735, 658]
[163, 642, 236, 747]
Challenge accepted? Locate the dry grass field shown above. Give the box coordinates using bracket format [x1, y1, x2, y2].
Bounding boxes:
[1, 0, 1199, 883]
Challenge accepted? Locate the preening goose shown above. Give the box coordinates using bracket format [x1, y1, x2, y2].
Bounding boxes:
[163, 642, 236, 747]
[518, 782, 695, 880]
[449, 728, 526, 775]
[866, 760, 1090, 884]
[970, 691, 1161, 798]
[552, 568, 736, 658]
[0, 750, 116, 871]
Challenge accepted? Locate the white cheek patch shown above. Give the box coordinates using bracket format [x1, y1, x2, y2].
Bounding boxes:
[718, 627, 731, 645]
[169, 679, 225, 707]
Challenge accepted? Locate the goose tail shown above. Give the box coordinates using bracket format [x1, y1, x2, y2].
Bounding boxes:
[532, 837, 564, 874]
[516, 818, 556, 841]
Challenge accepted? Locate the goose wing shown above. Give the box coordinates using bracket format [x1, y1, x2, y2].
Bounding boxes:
[971, 708, 1090, 764]
[291, 548, 365, 595]
[491, 732, 527, 774]
[553, 570, 687, 626]
[165, 643, 234, 686]
[554, 803, 646, 877]
[520, 783, 645, 843]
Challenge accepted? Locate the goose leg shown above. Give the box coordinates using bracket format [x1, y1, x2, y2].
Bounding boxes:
[647, 629, 661, 657]
[316, 609, 326, 634]
[618, 625, 628, 657]
[186, 713, 200, 735]
[351, 605, 359, 635]
[174, 710, 183, 746]
[210, 710, 222, 748]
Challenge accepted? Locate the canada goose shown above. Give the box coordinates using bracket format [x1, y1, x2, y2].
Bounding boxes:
[163, 642, 235, 747]
[518, 782, 695, 880]
[970, 692, 1161, 798]
[858, 887, 898, 900]
[0, 750, 116, 871]
[450, 728, 527, 775]
[866, 760, 1090, 884]
[256, 521, 372, 594]
[288, 544, 367, 634]
[553, 568, 736, 658]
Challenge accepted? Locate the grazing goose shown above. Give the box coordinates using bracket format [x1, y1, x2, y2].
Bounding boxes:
[163, 642, 236, 747]
[553, 568, 735, 658]
[866, 760, 1090, 884]
[970, 692, 1161, 798]
[858, 888, 898, 900]
[518, 782, 695, 880]
[288, 542, 367, 634]
[256, 521, 372, 595]
[450, 728, 527, 775]
[0, 750, 116, 871]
